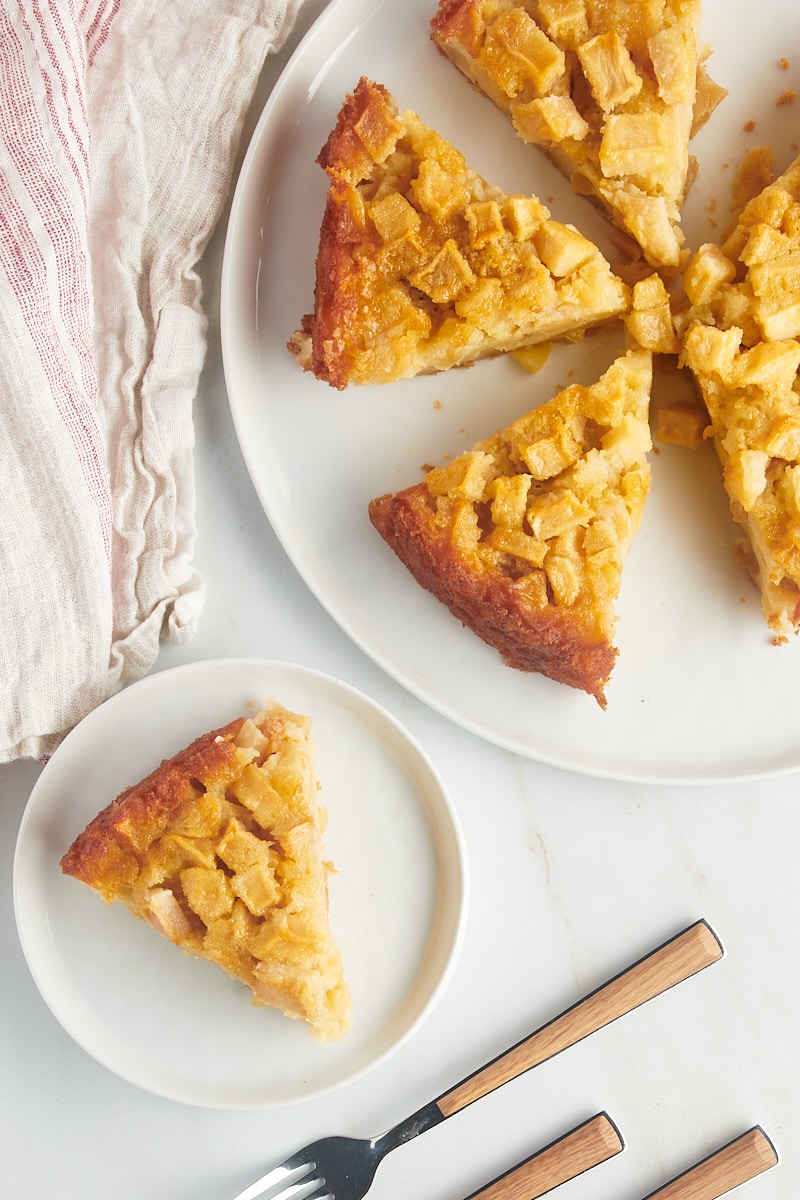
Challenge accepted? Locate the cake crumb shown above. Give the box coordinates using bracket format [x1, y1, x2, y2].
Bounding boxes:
[743, 119, 757, 133]
[732, 145, 774, 213]
[779, 56, 790, 70]
[655, 402, 709, 449]
[777, 88, 796, 108]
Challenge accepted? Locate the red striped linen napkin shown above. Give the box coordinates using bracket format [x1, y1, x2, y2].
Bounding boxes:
[1, 0, 304, 762]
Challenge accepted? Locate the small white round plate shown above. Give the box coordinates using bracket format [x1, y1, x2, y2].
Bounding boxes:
[221, 0, 800, 784]
[13, 658, 468, 1110]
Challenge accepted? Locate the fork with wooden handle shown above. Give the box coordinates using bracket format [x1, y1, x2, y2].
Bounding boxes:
[468, 1125, 777, 1200]
[462, 1112, 624, 1200]
[639, 1127, 778, 1200]
[230, 919, 723, 1200]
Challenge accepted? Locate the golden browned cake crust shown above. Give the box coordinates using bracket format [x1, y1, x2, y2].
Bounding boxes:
[679, 156, 800, 641]
[430, 0, 725, 268]
[288, 76, 629, 388]
[60, 704, 352, 1042]
[370, 347, 653, 705]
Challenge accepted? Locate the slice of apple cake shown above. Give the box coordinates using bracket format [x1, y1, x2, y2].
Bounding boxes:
[430, 0, 725, 269]
[680, 156, 800, 641]
[369, 347, 653, 706]
[288, 76, 629, 389]
[60, 702, 352, 1042]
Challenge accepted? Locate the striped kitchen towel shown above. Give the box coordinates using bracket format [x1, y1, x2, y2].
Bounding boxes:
[0, 0, 304, 762]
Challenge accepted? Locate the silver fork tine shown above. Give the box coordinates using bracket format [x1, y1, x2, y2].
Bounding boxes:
[280, 1183, 332, 1200]
[233, 1161, 318, 1200]
[259, 1181, 332, 1200]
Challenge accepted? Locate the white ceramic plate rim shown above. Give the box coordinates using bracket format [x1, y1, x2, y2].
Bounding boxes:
[13, 657, 468, 1109]
[221, 0, 800, 785]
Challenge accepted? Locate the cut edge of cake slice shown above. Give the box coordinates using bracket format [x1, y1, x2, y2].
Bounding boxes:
[430, 0, 726, 270]
[59, 701, 352, 1043]
[369, 346, 653, 706]
[679, 154, 800, 642]
[288, 76, 629, 389]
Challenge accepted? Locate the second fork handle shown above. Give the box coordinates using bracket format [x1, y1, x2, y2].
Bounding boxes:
[436, 920, 723, 1117]
[470, 1112, 624, 1200]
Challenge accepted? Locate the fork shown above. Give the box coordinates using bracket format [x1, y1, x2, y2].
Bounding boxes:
[465, 1123, 777, 1200]
[231, 919, 723, 1200]
[639, 1126, 778, 1200]
[461, 1111, 624, 1200]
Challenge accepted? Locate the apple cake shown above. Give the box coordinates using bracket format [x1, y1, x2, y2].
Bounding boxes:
[288, 76, 629, 388]
[60, 702, 352, 1042]
[430, 0, 725, 269]
[679, 155, 800, 641]
[369, 347, 653, 705]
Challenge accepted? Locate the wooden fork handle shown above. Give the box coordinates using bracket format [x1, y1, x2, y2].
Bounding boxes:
[469, 1112, 624, 1200]
[643, 1127, 778, 1200]
[437, 920, 723, 1117]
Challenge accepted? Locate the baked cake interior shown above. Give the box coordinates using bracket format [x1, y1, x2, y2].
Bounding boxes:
[679, 156, 800, 640]
[430, 0, 726, 268]
[60, 703, 352, 1043]
[289, 76, 629, 388]
[369, 346, 653, 705]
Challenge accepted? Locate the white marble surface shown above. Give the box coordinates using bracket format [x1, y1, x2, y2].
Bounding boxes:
[2, 3, 799, 1197]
